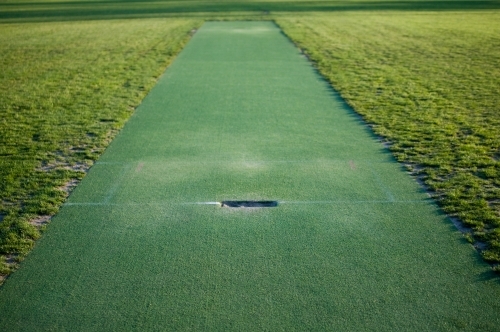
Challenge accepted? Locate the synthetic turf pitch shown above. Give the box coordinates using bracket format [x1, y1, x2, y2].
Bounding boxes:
[1, 22, 499, 330]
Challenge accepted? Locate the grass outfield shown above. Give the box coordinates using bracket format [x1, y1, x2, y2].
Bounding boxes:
[0, 21, 499, 330]
[276, 11, 500, 267]
[0, 18, 202, 279]
[1, 0, 500, 22]
[0, 0, 499, 291]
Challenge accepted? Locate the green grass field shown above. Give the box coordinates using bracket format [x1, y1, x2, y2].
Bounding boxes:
[0, 18, 202, 278]
[1, 0, 500, 323]
[277, 10, 500, 268]
[0, 21, 499, 330]
[1, 0, 500, 23]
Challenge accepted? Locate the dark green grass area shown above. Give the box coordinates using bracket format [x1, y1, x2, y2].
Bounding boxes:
[0, 19, 201, 279]
[0, 22, 499, 330]
[277, 12, 500, 267]
[1, 0, 500, 23]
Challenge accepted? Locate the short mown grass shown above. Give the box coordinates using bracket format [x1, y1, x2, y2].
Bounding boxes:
[1, 1, 500, 283]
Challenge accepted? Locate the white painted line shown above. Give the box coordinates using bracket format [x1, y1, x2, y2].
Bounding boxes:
[64, 200, 430, 207]
[280, 200, 428, 204]
[181, 201, 221, 205]
[94, 159, 393, 166]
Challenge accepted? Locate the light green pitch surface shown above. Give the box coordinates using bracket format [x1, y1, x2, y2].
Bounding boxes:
[1, 22, 499, 330]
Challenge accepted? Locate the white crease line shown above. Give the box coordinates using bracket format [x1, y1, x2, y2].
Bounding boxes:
[94, 160, 391, 166]
[65, 202, 111, 206]
[64, 202, 221, 207]
[180, 202, 221, 205]
[280, 200, 428, 204]
[64, 200, 429, 207]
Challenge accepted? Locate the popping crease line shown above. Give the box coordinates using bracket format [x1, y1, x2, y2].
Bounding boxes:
[94, 159, 392, 166]
[280, 200, 427, 204]
[64, 200, 430, 207]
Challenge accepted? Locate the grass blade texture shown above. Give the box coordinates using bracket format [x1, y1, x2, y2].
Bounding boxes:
[277, 11, 500, 268]
[0, 22, 498, 331]
[0, 19, 201, 280]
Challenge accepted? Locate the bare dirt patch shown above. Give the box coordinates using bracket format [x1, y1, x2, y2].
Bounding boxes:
[29, 215, 51, 227]
[37, 161, 90, 173]
[58, 179, 80, 196]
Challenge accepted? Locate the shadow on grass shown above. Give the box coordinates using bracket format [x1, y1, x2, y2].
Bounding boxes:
[441, 215, 500, 283]
[477, 270, 500, 284]
[1, 0, 500, 23]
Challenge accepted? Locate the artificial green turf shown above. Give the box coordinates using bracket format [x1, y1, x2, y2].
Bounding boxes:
[0, 21, 499, 330]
